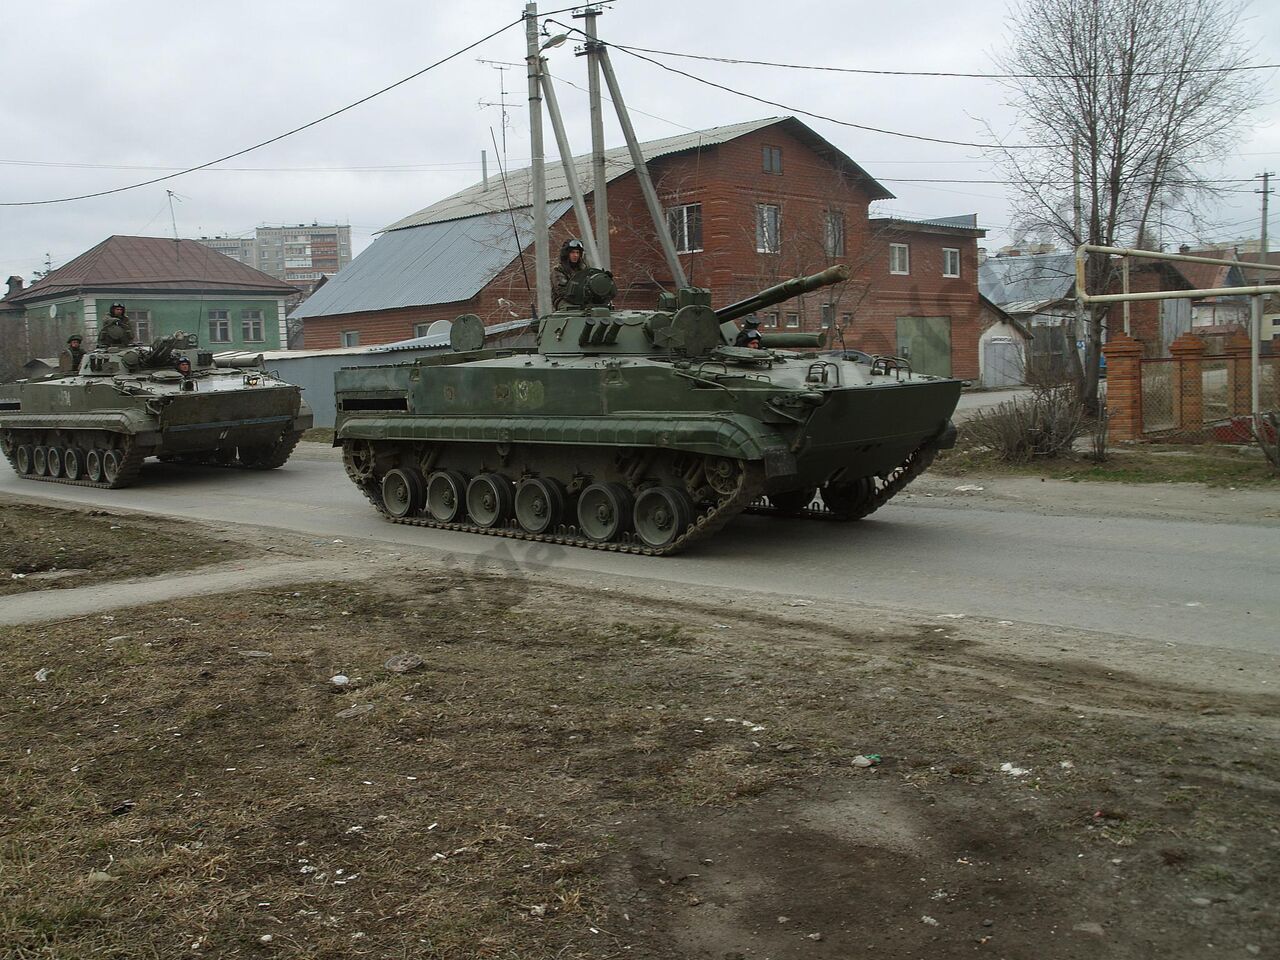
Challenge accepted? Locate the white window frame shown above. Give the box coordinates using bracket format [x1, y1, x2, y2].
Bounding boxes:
[943, 247, 961, 278]
[414, 322, 431, 338]
[241, 310, 265, 342]
[825, 210, 845, 257]
[667, 202, 703, 254]
[133, 309, 152, 343]
[820, 303, 834, 330]
[341, 330, 360, 348]
[890, 243, 910, 275]
[756, 203, 781, 254]
[762, 312, 779, 329]
[208, 309, 231, 343]
[785, 312, 801, 329]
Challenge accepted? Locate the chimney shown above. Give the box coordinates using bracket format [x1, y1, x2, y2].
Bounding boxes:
[5, 276, 24, 299]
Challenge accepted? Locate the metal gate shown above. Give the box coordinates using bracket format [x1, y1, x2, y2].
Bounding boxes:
[982, 337, 1025, 387]
[896, 316, 952, 378]
[1157, 299, 1192, 356]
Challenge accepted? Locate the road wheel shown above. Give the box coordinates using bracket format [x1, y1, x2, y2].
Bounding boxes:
[633, 486, 694, 549]
[85, 449, 104, 483]
[822, 477, 877, 521]
[47, 446, 64, 478]
[577, 482, 633, 543]
[32, 446, 48, 476]
[514, 477, 567, 535]
[381, 468, 424, 519]
[768, 488, 816, 514]
[466, 473, 514, 528]
[103, 449, 124, 485]
[14, 445, 33, 475]
[63, 447, 83, 480]
[425, 470, 468, 523]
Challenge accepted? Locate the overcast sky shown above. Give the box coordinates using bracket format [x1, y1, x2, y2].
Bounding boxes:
[2, 0, 1276, 284]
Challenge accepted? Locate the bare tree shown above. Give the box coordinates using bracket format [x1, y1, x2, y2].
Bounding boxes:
[991, 0, 1260, 409]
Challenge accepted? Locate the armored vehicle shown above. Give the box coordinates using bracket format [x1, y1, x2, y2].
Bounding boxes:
[332, 265, 959, 555]
[0, 333, 313, 489]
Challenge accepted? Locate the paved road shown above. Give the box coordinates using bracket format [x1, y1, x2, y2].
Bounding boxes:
[3, 450, 1275, 655]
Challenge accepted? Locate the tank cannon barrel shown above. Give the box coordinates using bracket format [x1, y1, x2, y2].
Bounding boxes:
[714, 265, 850, 325]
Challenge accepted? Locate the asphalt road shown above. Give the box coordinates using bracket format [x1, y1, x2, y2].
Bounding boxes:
[3, 448, 1276, 655]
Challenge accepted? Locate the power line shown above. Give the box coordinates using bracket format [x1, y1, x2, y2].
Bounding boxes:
[545, 24, 1055, 151]
[0, 16, 526, 206]
[602, 41, 1280, 80]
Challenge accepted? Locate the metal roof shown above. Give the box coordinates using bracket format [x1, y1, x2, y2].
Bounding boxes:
[870, 214, 985, 235]
[290, 202, 570, 320]
[978, 253, 1076, 307]
[8, 235, 298, 305]
[382, 116, 893, 232]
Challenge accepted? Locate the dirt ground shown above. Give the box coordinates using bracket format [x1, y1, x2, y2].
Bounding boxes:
[1, 514, 1277, 959]
[0, 500, 244, 597]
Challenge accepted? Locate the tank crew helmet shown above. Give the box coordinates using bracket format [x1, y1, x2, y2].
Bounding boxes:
[743, 316, 761, 328]
[560, 238, 585, 262]
[176, 355, 192, 371]
[67, 333, 83, 344]
[109, 302, 126, 317]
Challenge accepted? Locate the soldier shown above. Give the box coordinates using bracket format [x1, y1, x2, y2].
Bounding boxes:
[97, 303, 134, 349]
[175, 355, 192, 377]
[551, 238, 586, 310]
[734, 316, 764, 349]
[58, 333, 86, 373]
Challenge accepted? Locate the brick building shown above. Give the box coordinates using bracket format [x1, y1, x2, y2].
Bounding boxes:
[295, 117, 986, 377]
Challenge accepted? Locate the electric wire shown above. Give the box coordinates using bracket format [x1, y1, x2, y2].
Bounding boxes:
[0, 16, 528, 206]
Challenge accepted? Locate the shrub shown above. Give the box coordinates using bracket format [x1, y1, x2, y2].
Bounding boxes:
[963, 384, 1086, 461]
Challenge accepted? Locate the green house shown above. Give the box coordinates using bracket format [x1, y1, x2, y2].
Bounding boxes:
[3, 235, 298, 360]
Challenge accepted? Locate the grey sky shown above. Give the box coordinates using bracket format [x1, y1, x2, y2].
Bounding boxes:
[2, 0, 1276, 284]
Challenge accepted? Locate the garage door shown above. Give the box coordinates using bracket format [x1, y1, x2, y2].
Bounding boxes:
[896, 316, 952, 378]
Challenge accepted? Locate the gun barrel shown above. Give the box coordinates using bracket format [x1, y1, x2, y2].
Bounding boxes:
[715, 264, 850, 324]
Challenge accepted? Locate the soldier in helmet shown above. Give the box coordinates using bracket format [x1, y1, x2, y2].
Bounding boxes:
[734, 315, 764, 349]
[58, 333, 86, 373]
[97, 303, 134, 349]
[552, 238, 587, 310]
[175, 355, 193, 377]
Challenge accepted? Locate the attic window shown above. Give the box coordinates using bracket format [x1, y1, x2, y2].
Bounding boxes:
[762, 145, 782, 175]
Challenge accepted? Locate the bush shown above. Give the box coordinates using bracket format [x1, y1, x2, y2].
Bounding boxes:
[963, 384, 1086, 461]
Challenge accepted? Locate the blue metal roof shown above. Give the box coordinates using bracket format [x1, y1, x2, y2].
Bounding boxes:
[978, 253, 1076, 308]
[291, 202, 570, 320]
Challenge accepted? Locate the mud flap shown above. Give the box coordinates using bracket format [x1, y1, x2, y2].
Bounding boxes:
[762, 446, 798, 479]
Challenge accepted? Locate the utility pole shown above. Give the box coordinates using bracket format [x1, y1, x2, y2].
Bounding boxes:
[1072, 136, 1087, 372]
[1252, 171, 1274, 418]
[540, 59, 600, 265]
[525, 3, 551, 319]
[575, 5, 609, 271]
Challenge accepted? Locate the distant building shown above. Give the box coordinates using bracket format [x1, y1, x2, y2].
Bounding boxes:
[193, 223, 352, 299]
[0, 236, 298, 363]
[293, 116, 988, 379]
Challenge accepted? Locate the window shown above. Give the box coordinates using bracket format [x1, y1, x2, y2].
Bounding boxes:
[208, 309, 231, 343]
[667, 203, 703, 253]
[824, 210, 845, 257]
[762, 312, 778, 329]
[943, 247, 961, 278]
[820, 303, 834, 330]
[134, 310, 152, 343]
[756, 203, 781, 254]
[341, 330, 360, 348]
[414, 323, 431, 338]
[762, 145, 782, 175]
[785, 312, 801, 329]
[890, 242, 910, 275]
[840, 313, 851, 332]
[241, 310, 264, 342]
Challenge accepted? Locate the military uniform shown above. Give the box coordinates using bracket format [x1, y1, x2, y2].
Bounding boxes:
[97, 314, 134, 349]
[552, 239, 587, 310]
[58, 337, 85, 373]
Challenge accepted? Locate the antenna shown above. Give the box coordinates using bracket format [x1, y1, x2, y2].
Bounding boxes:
[476, 58, 515, 165]
[166, 189, 182, 241]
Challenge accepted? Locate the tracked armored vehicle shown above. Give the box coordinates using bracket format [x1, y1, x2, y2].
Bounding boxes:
[333, 265, 959, 555]
[0, 333, 313, 489]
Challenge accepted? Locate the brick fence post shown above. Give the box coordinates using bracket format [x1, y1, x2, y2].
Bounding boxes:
[1103, 332, 1144, 441]
[1169, 332, 1207, 436]
[1223, 330, 1253, 417]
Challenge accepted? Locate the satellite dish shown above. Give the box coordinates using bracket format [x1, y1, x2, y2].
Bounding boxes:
[426, 319, 451, 338]
[450, 314, 485, 352]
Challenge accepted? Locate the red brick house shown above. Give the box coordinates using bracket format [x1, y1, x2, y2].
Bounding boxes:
[295, 117, 986, 378]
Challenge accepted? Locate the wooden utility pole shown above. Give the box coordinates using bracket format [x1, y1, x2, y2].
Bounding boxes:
[525, 3, 551, 318]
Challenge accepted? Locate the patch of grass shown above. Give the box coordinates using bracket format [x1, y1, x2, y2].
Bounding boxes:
[937, 441, 1279, 486]
[300, 426, 335, 444]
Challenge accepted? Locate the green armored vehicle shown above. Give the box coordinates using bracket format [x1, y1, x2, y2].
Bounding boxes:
[0, 333, 313, 489]
[333, 265, 959, 555]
